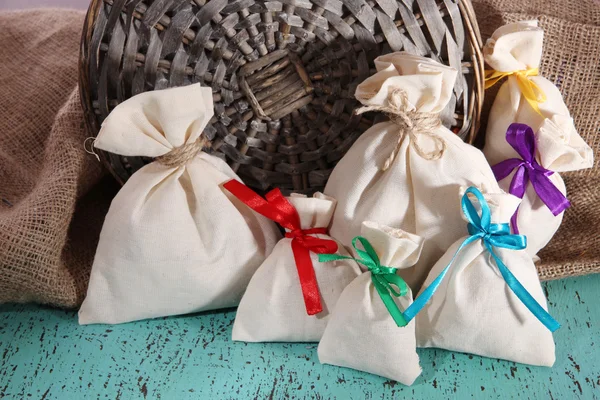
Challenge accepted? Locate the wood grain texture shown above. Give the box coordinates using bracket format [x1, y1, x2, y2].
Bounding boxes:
[0, 275, 598, 399]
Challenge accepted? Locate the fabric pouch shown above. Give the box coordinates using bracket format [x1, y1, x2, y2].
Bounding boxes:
[491, 123, 593, 257]
[79, 84, 281, 324]
[411, 187, 558, 367]
[224, 180, 361, 342]
[325, 52, 501, 290]
[318, 222, 424, 385]
[483, 20, 593, 169]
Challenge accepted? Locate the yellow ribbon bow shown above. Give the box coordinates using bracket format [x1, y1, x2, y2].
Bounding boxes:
[485, 68, 547, 116]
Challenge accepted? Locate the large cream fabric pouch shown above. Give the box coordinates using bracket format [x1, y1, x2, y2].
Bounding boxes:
[414, 187, 557, 367]
[79, 84, 281, 325]
[318, 222, 424, 386]
[227, 189, 361, 342]
[325, 52, 501, 291]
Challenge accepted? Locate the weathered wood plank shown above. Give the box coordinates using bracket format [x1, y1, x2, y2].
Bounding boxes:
[0, 275, 598, 399]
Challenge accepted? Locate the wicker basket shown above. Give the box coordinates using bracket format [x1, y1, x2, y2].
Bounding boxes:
[80, 0, 484, 194]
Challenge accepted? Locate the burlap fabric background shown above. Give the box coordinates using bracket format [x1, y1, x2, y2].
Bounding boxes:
[0, 2, 597, 308]
[473, 0, 600, 280]
[0, 9, 118, 308]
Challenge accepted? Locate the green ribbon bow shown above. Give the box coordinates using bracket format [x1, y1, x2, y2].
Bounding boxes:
[319, 236, 409, 327]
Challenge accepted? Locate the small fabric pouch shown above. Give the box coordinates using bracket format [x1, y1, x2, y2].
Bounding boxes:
[491, 123, 593, 256]
[317, 222, 424, 385]
[223, 180, 361, 342]
[410, 187, 558, 367]
[483, 20, 593, 170]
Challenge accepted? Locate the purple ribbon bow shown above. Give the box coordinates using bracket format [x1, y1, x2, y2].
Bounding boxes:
[491, 123, 571, 234]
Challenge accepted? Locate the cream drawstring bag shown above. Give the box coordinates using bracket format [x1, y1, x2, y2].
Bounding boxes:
[223, 180, 361, 342]
[318, 222, 424, 386]
[411, 187, 558, 367]
[491, 123, 593, 257]
[79, 84, 281, 325]
[482, 20, 593, 256]
[483, 20, 593, 168]
[325, 52, 501, 291]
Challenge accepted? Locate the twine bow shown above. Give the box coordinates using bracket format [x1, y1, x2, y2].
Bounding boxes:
[356, 88, 445, 170]
[319, 236, 409, 327]
[492, 123, 570, 234]
[223, 179, 338, 315]
[155, 136, 209, 167]
[403, 186, 560, 332]
[485, 67, 547, 116]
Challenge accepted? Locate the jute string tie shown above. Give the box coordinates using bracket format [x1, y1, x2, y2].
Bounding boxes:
[356, 89, 446, 170]
[155, 136, 209, 167]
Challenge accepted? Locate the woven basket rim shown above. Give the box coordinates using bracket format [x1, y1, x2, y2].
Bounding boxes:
[79, 0, 485, 190]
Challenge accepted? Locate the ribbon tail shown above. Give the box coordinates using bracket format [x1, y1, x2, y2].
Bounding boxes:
[487, 244, 560, 332]
[403, 264, 449, 323]
[517, 75, 545, 116]
[510, 207, 520, 235]
[403, 235, 479, 322]
[527, 77, 547, 104]
[530, 173, 571, 216]
[505, 166, 528, 234]
[484, 70, 507, 89]
[318, 253, 356, 263]
[508, 166, 528, 200]
[291, 239, 323, 315]
[492, 159, 525, 183]
[384, 273, 409, 297]
[372, 277, 408, 327]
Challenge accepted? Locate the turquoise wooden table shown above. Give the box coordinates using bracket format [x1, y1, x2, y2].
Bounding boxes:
[1, 275, 598, 399]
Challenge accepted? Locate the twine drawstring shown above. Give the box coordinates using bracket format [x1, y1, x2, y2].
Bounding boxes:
[84, 137, 100, 162]
[86, 135, 208, 168]
[356, 89, 445, 170]
[155, 136, 210, 168]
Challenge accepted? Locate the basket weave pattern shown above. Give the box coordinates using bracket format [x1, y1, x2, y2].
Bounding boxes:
[80, 0, 483, 194]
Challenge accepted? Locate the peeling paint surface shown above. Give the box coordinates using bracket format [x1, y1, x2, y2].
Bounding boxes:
[0, 275, 598, 399]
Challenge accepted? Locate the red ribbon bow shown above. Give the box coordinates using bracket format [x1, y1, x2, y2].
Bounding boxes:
[223, 179, 338, 315]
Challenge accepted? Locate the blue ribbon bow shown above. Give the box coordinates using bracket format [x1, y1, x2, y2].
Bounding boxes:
[403, 186, 560, 332]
